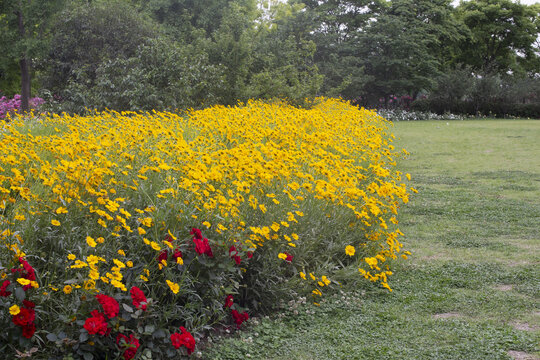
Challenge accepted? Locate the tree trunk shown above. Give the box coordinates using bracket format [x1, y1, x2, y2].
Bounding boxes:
[17, 6, 30, 112]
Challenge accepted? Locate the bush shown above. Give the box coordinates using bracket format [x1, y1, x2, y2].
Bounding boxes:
[0, 94, 44, 119]
[0, 99, 412, 358]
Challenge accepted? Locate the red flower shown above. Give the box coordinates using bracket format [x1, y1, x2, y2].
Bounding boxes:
[225, 295, 234, 308]
[285, 253, 293, 262]
[117, 333, 140, 360]
[23, 300, 35, 309]
[12, 307, 35, 326]
[96, 294, 119, 319]
[83, 310, 108, 336]
[157, 250, 168, 263]
[22, 322, 36, 338]
[0, 279, 11, 297]
[190, 228, 203, 240]
[172, 249, 183, 263]
[130, 286, 147, 311]
[247, 252, 254, 259]
[231, 309, 249, 328]
[229, 246, 242, 265]
[193, 237, 213, 257]
[13, 257, 36, 291]
[170, 326, 196, 354]
[164, 233, 174, 243]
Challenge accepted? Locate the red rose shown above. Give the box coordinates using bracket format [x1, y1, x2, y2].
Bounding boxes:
[171, 326, 196, 354]
[193, 237, 213, 257]
[231, 309, 249, 327]
[22, 322, 36, 338]
[0, 280, 11, 297]
[12, 307, 35, 326]
[83, 310, 108, 335]
[225, 295, 234, 308]
[285, 253, 293, 262]
[247, 252, 253, 259]
[190, 228, 203, 240]
[96, 294, 119, 319]
[130, 286, 147, 311]
[229, 246, 242, 265]
[117, 333, 140, 360]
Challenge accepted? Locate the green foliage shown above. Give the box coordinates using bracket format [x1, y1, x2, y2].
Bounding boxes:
[413, 71, 540, 118]
[43, 0, 157, 107]
[454, 0, 540, 75]
[58, 38, 225, 112]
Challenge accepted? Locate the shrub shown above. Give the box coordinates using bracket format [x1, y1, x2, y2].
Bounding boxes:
[0, 98, 412, 358]
[0, 94, 45, 119]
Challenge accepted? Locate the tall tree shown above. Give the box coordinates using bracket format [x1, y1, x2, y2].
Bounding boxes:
[357, 0, 462, 104]
[455, 0, 540, 75]
[0, 0, 63, 111]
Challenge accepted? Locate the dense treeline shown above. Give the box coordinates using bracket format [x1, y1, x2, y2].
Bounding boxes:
[1, 0, 539, 116]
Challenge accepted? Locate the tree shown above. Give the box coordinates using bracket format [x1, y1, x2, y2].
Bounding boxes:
[455, 0, 540, 75]
[357, 0, 462, 104]
[42, 0, 157, 106]
[0, 0, 63, 111]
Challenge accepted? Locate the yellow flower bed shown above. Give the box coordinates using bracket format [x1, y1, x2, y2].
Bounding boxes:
[0, 98, 413, 357]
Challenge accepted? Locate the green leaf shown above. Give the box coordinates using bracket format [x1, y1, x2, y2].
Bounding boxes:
[46, 333, 57, 342]
[122, 303, 134, 313]
[144, 325, 155, 334]
[79, 332, 89, 343]
[15, 287, 25, 302]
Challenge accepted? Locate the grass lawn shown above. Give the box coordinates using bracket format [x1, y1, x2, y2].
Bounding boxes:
[201, 119, 540, 360]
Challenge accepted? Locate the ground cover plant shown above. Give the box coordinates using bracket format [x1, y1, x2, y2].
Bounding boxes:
[203, 119, 540, 360]
[0, 98, 413, 359]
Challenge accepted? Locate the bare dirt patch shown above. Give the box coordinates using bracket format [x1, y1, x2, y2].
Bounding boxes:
[433, 312, 461, 319]
[507, 350, 540, 360]
[494, 284, 513, 291]
[511, 322, 539, 332]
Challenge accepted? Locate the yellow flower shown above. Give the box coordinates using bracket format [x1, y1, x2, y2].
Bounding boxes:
[56, 207, 68, 214]
[137, 227, 146, 235]
[86, 236, 97, 248]
[67, 254, 76, 260]
[126, 261, 133, 268]
[111, 279, 127, 291]
[51, 219, 61, 226]
[166, 280, 179, 294]
[345, 245, 355, 257]
[299, 272, 306, 280]
[9, 304, 21, 315]
[17, 278, 31, 286]
[277, 253, 287, 260]
[321, 276, 331, 286]
[14, 214, 25, 221]
[63, 285, 73, 294]
[150, 241, 161, 251]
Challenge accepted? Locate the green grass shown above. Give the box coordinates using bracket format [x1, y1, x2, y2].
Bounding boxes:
[201, 119, 540, 360]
